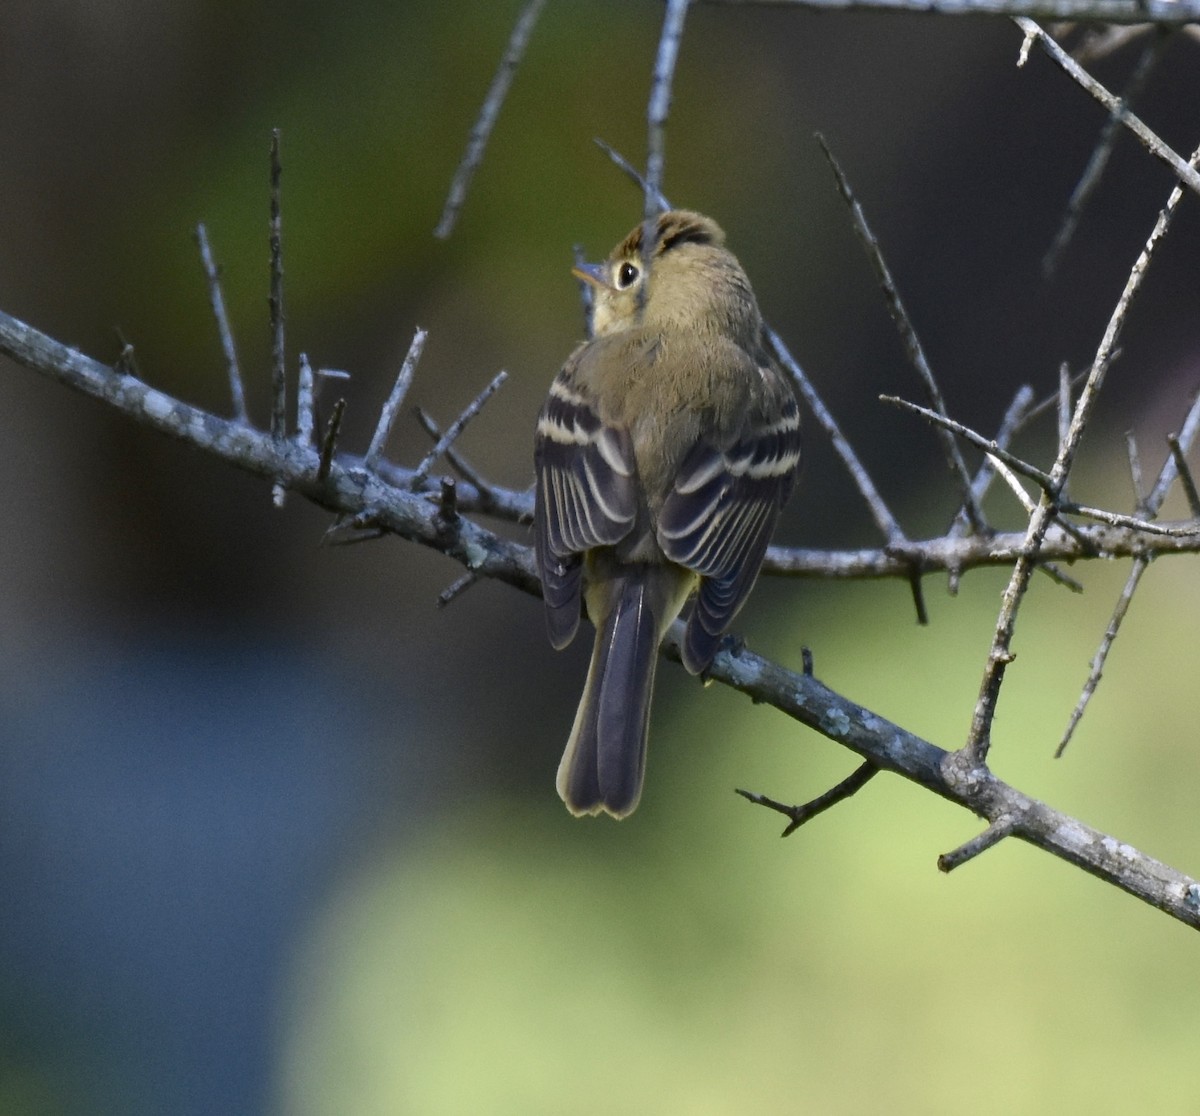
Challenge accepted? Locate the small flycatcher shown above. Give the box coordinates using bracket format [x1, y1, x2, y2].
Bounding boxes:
[534, 210, 801, 818]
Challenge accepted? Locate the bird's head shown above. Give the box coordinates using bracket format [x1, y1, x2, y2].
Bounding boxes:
[572, 210, 761, 342]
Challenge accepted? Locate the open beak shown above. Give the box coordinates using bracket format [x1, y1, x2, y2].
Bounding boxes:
[571, 262, 607, 289]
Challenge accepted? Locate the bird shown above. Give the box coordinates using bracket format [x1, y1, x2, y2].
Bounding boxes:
[533, 209, 801, 818]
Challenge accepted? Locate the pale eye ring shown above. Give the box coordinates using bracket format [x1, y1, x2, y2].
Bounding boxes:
[616, 261, 640, 289]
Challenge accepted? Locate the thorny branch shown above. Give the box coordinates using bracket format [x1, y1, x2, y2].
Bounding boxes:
[1041, 29, 1170, 278]
[1015, 20, 1200, 198]
[961, 122, 1200, 766]
[817, 135, 987, 535]
[3, 4, 1200, 936]
[2, 286, 1199, 926]
[700, 0, 1200, 20]
[434, 0, 548, 239]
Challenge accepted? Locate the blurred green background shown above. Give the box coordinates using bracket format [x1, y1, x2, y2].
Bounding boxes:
[2, 2, 1200, 1113]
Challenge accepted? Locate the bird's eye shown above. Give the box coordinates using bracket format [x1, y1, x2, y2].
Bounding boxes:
[616, 261, 640, 289]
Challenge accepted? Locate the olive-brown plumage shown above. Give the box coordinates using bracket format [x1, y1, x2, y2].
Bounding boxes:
[534, 211, 800, 818]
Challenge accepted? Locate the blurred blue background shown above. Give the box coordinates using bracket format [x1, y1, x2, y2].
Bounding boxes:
[2, 2, 1200, 1113]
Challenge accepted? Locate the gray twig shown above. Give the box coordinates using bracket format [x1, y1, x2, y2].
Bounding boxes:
[760, 524, 1199, 578]
[1167, 434, 1200, 519]
[6, 307, 1200, 930]
[1042, 30, 1168, 278]
[411, 369, 508, 487]
[938, 815, 1018, 872]
[317, 398, 345, 483]
[1015, 19, 1200, 198]
[773, 330, 905, 544]
[434, 0, 548, 239]
[818, 134, 986, 534]
[1071, 24, 1156, 63]
[438, 571, 480, 608]
[415, 407, 495, 503]
[269, 129, 286, 442]
[882, 394, 1056, 493]
[645, 0, 690, 226]
[737, 761, 879, 836]
[1059, 500, 1198, 538]
[1023, 362, 1093, 425]
[1146, 383, 1200, 514]
[195, 223, 248, 424]
[964, 137, 1196, 764]
[1058, 553, 1151, 755]
[297, 352, 315, 446]
[322, 512, 385, 547]
[950, 384, 1035, 544]
[594, 138, 671, 212]
[365, 327, 428, 471]
[1056, 361, 1071, 476]
[698, 0, 1200, 22]
[1126, 430, 1145, 512]
[1055, 149, 1200, 750]
[640, 0, 691, 319]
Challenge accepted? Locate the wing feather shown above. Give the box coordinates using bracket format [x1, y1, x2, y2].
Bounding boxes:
[658, 375, 800, 673]
[534, 366, 639, 648]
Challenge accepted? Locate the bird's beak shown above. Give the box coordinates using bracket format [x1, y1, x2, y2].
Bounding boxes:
[571, 262, 607, 289]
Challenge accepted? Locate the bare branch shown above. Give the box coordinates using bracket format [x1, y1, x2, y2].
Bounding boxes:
[882, 394, 1056, 493]
[434, 0, 548, 239]
[1023, 361, 1093, 425]
[1042, 30, 1168, 277]
[773, 330, 906, 545]
[638, 0, 692, 320]
[7, 314, 538, 592]
[437, 476, 459, 523]
[195, 223, 248, 424]
[1015, 20, 1200, 198]
[269, 129, 286, 441]
[297, 352, 315, 447]
[662, 629, 1200, 931]
[762, 524, 1199, 577]
[1048, 147, 1200, 748]
[963, 135, 1195, 764]
[988, 454, 1037, 514]
[1146, 383, 1200, 514]
[697, 0, 1200, 22]
[415, 407, 496, 505]
[1058, 554, 1151, 755]
[1126, 430, 1145, 511]
[950, 384, 1035, 553]
[5, 307, 1200, 930]
[737, 761, 879, 836]
[322, 511, 384, 548]
[818, 134, 986, 533]
[594, 138, 671, 212]
[938, 815, 1018, 872]
[365, 327, 427, 471]
[1070, 24, 1157, 63]
[1056, 361, 1071, 472]
[1059, 500, 1199, 538]
[411, 369, 508, 487]
[317, 398, 345, 483]
[438, 571, 480, 608]
[1167, 434, 1200, 519]
[645, 0, 691, 227]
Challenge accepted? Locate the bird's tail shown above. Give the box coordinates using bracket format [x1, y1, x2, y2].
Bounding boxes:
[556, 573, 659, 819]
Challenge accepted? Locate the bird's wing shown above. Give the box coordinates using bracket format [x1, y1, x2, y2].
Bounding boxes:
[534, 362, 639, 649]
[657, 365, 800, 673]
